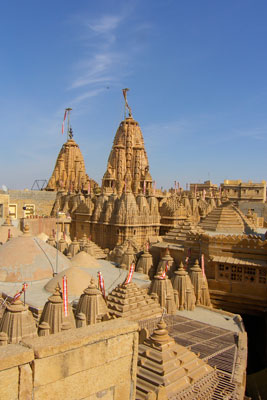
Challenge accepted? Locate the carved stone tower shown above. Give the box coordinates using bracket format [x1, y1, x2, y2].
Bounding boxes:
[46, 132, 90, 193]
[102, 91, 153, 196]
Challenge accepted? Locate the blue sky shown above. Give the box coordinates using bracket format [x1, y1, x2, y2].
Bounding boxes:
[0, 0, 267, 190]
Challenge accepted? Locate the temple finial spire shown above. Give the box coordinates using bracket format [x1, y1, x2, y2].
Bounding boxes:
[122, 88, 132, 118]
[65, 107, 72, 140]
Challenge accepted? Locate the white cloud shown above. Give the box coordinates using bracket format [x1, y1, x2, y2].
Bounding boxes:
[71, 88, 106, 105]
[88, 15, 122, 35]
[70, 52, 121, 89]
[67, 10, 151, 106]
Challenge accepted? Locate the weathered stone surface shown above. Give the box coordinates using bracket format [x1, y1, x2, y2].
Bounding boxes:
[33, 332, 137, 386]
[83, 387, 114, 399]
[19, 363, 33, 400]
[23, 319, 138, 358]
[33, 354, 134, 400]
[0, 344, 34, 371]
[0, 366, 18, 400]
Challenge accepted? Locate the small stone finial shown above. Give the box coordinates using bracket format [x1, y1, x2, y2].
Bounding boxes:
[23, 224, 31, 236]
[176, 262, 186, 275]
[2, 216, 12, 227]
[150, 318, 170, 344]
[68, 127, 73, 139]
[48, 283, 63, 304]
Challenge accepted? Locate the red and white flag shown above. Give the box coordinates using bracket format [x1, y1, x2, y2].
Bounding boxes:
[12, 290, 22, 303]
[11, 282, 28, 303]
[98, 272, 106, 299]
[159, 261, 168, 280]
[62, 110, 67, 134]
[201, 254, 205, 277]
[62, 275, 68, 317]
[124, 263, 135, 285]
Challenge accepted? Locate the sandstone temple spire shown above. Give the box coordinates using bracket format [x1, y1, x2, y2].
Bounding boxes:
[102, 89, 153, 196]
[46, 121, 91, 193]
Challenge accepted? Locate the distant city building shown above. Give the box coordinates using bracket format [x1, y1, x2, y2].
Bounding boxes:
[189, 180, 218, 194]
[221, 179, 266, 203]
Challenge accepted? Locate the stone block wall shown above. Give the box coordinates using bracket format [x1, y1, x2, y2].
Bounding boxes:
[9, 190, 56, 218]
[0, 193, 9, 219]
[0, 319, 138, 400]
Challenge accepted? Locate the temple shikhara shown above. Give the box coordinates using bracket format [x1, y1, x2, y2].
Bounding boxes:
[0, 89, 266, 399]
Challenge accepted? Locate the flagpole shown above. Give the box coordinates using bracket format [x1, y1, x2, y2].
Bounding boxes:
[66, 108, 72, 140]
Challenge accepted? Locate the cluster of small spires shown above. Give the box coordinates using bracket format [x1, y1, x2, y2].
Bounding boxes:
[46, 232, 107, 259]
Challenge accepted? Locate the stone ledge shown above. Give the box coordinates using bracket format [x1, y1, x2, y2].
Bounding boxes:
[0, 344, 34, 371]
[22, 318, 138, 359]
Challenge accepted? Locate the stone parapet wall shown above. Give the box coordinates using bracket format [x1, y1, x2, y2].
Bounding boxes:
[0, 318, 138, 400]
[20, 217, 57, 236]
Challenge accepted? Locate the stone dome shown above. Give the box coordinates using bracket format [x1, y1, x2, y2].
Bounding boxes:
[71, 251, 101, 268]
[44, 267, 94, 297]
[0, 227, 71, 282]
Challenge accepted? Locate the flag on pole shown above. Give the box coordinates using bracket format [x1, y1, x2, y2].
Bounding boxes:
[201, 254, 205, 277]
[11, 283, 28, 303]
[62, 275, 68, 317]
[12, 290, 22, 303]
[98, 272, 106, 299]
[62, 110, 67, 134]
[124, 263, 135, 285]
[158, 261, 169, 280]
[122, 88, 132, 116]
